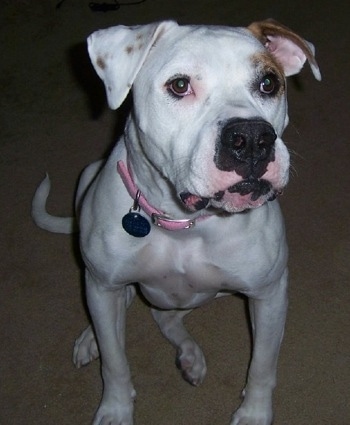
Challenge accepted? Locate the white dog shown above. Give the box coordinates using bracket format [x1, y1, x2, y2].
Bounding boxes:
[32, 19, 320, 425]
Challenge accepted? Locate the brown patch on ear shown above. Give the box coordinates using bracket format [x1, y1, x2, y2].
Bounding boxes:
[125, 45, 134, 55]
[96, 57, 106, 70]
[247, 19, 316, 68]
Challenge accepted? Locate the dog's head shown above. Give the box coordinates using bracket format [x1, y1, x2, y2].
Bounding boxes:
[88, 20, 320, 213]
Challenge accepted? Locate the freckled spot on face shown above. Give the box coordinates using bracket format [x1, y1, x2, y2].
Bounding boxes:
[96, 57, 106, 70]
[138, 42, 144, 51]
[204, 95, 212, 106]
[125, 45, 134, 55]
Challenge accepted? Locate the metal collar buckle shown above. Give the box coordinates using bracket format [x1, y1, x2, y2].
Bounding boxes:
[151, 213, 195, 229]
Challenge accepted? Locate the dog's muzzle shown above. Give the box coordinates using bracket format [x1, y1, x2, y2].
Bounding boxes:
[180, 118, 279, 212]
[215, 117, 277, 178]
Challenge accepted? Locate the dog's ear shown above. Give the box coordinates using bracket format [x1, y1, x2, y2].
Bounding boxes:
[87, 21, 178, 109]
[248, 19, 321, 81]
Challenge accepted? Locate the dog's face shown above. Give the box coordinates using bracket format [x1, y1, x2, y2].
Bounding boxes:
[132, 26, 290, 213]
[88, 21, 320, 213]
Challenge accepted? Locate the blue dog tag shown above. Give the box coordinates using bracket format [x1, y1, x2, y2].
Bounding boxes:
[122, 212, 151, 237]
[121, 190, 151, 237]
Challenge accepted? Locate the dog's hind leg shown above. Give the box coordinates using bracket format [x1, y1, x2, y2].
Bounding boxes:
[151, 308, 207, 386]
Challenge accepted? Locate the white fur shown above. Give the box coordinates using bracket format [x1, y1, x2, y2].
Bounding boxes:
[32, 20, 320, 425]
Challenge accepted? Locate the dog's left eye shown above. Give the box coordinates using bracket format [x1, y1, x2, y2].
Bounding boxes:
[167, 76, 193, 97]
[259, 74, 279, 95]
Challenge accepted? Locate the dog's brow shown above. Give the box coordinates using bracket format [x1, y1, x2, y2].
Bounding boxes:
[251, 52, 284, 77]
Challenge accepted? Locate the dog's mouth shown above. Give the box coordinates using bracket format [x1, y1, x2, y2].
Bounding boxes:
[180, 178, 282, 213]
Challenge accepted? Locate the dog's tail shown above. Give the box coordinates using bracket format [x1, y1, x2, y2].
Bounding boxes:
[31, 175, 77, 234]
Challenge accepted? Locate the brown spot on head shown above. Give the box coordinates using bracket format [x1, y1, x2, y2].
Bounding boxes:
[96, 57, 106, 70]
[251, 52, 285, 96]
[136, 33, 143, 41]
[137, 42, 144, 51]
[252, 52, 283, 75]
[125, 45, 134, 55]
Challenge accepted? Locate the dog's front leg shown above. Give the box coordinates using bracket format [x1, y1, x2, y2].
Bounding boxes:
[231, 269, 288, 425]
[85, 269, 135, 425]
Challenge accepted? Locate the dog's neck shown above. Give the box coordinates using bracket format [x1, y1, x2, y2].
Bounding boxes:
[117, 159, 210, 231]
[123, 123, 199, 215]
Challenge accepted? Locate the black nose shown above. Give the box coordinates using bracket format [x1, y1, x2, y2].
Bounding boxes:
[215, 118, 277, 178]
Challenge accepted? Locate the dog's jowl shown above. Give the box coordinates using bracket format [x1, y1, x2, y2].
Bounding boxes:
[32, 19, 320, 425]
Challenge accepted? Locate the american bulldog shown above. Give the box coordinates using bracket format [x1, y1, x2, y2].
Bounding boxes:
[32, 19, 320, 424]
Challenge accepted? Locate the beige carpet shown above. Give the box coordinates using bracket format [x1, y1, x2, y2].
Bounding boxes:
[1, 1, 349, 424]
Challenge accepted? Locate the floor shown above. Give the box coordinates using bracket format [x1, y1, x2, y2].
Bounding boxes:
[1, 1, 349, 424]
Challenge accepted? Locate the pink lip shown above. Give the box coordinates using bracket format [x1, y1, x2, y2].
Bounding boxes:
[180, 178, 280, 212]
[179, 192, 210, 211]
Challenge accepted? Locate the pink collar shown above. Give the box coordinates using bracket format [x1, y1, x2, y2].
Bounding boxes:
[117, 160, 209, 231]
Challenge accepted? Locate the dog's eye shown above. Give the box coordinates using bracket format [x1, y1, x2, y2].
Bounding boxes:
[167, 76, 193, 97]
[259, 74, 279, 95]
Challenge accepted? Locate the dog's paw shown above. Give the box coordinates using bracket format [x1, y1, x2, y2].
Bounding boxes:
[93, 391, 135, 425]
[73, 325, 99, 368]
[176, 338, 207, 386]
[93, 405, 133, 425]
[230, 399, 273, 425]
[92, 406, 133, 425]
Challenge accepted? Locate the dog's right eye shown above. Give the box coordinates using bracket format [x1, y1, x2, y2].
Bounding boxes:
[166, 76, 193, 98]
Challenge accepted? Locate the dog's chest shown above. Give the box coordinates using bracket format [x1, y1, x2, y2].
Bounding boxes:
[139, 260, 225, 309]
[133, 233, 261, 310]
[138, 263, 227, 310]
